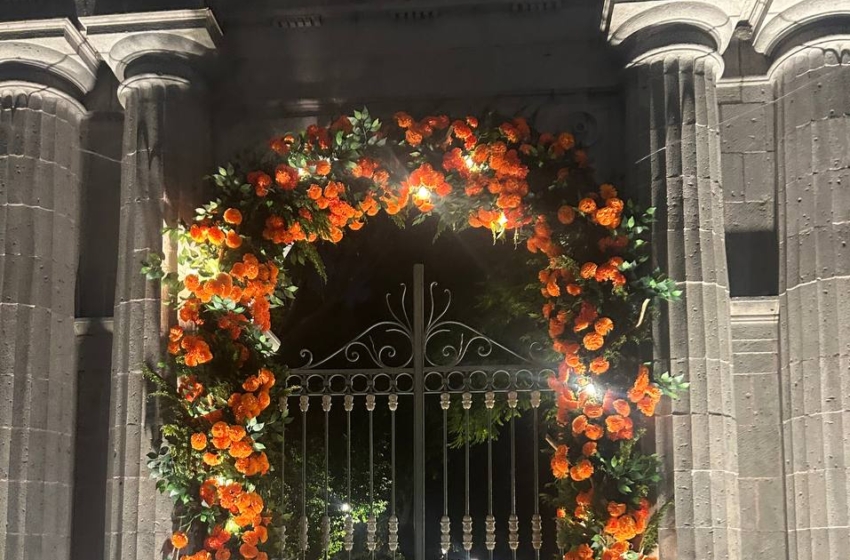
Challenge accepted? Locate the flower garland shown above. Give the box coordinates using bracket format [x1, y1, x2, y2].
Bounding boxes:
[144, 109, 684, 560]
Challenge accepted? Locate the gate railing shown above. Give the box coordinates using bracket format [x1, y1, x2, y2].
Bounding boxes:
[284, 265, 555, 560]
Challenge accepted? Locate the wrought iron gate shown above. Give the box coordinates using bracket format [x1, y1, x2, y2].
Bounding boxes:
[284, 265, 555, 560]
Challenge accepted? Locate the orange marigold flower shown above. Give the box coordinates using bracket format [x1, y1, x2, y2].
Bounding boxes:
[608, 502, 627, 518]
[405, 129, 423, 146]
[557, 205, 575, 225]
[579, 263, 597, 280]
[228, 425, 247, 442]
[596, 206, 621, 228]
[229, 439, 254, 459]
[315, 160, 331, 176]
[207, 226, 225, 246]
[583, 332, 604, 351]
[583, 403, 604, 419]
[275, 164, 299, 190]
[584, 423, 604, 440]
[225, 230, 242, 249]
[589, 357, 610, 375]
[594, 317, 614, 336]
[566, 283, 582, 296]
[572, 415, 588, 435]
[191, 432, 207, 451]
[600, 183, 618, 200]
[171, 531, 189, 550]
[582, 442, 597, 456]
[394, 112, 414, 128]
[215, 550, 231, 560]
[557, 132, 575, 151]
[239, 543, 259, 559]
[247, 171, 272, 197]
[223, 208, 242, 225]
[189, 224, 208, 243]
[203, 452, 223, 466]
[613, 399, 631, 416]
[556, 507, 567, 519]
[578, 197, 597, 214]
[569, 459, 594, 482]
[307, 184, 323, 200]
[550, 444, 570, 479]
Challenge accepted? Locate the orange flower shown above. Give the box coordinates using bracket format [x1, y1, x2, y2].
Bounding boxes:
[550, 444, 570, 479]
[556, 507, 567, 519]
[584, 423, 604, 440]
[572, 414, 588, 435]
[566, 283, 582, 296]
[181, 335, 213, 367]
[225, 230, 242, 249]
[207, 226, 225, 245]
[608, 502, 626, 517]
[583, 332, 604, 351]
[583, 403, 603, 419]
[600, 183, 618, 200]
[594, 317, 614, 336]
[582, 442, 597, 456]
[569, 459, 594, 482]
[275, 164, 299, 190]
[589, 357, 610, 375]
[215, 550, 231, 560]
[239, 543, 259, 559]
[223, 208, 242, 225]
[613, 399, 631, 416]
[394, 112, 414, 128]
[191, 432, 207, 451]
[578, 197, 597, 214]
[203, 452, 223, 466]
[247, 171, 272, 196]
[580, 262, 597, 279]
[315, 160, 331, 176]
[171, 531, 189, 550]
[557, 205, 575, 225]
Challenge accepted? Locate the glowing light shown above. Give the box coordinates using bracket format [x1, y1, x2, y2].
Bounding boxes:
[497, 212, 508, 228]
[416, 186, 431, 200]
[582, 382, 598, 399]
[463, 155, 475, 167]
[340, 502, 351, 512]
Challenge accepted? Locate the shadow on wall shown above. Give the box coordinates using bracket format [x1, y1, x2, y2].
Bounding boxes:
[726, 231, 779, 297]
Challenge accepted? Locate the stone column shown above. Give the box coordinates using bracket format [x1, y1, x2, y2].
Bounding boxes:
[0, 83, 84, 560]
[104, 71, 212, 560]
[774, 37, 850, 560]
[623, 45, 741, 560]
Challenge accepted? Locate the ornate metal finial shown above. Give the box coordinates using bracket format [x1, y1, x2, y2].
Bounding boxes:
[344, 394, 353, 412]
[485, 515, 496, 550]
[299, 395, 309, 413]
[484, 391, 495, 409]
[279, 396, 288, 413]
[366, 515, 377, 551]
[343, 516, 354, 551]
[462, 392, 472, 410]
[440, 515, 451, 554]
[530, 390, 541, 408]
[388, 515, 399, 551]
[440, 393, 451, 410]
[366, 393, 376, 412]
[531, 514, 542, 550]
[507, 391, 518, 409]
[462, 515, 473, 551]
[322, 394, 331, 412]
[508, 514, 519, 550]
[388, 393, 398, 411]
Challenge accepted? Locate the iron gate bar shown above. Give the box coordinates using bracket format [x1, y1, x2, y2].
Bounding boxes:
[288, 264, 556, 560]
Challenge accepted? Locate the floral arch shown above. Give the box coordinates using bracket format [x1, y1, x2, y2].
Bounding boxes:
[145, 109, 684, 560]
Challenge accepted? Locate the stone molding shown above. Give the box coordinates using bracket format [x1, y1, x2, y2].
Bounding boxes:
[78, 8, 222, 84]
[0, 17, 99, 99]
[730, 296, 779, 323]
[752, 0, 850, 57]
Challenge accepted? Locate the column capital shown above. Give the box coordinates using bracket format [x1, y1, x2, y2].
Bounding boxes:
[0, 17, 99, 100]
[602, 1, 743, 63]
[79, 8, 222, 84]
[750, 1, 850, 68]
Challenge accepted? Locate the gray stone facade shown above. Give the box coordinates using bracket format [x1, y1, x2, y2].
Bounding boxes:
[0, 1, 848, 559]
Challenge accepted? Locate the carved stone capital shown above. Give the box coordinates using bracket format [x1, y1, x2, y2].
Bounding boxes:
[0, 18, 99, 100]
[79, 8, 222, 84]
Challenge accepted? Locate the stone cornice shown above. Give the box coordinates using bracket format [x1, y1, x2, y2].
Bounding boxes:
[79, 8, 222, 83]
[0, 17, 99, 98]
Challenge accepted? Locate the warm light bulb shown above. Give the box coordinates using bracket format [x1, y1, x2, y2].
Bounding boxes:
[497, 212, 508, 228]
[583, 382, 598, 399]
[416, 186, 431, 200]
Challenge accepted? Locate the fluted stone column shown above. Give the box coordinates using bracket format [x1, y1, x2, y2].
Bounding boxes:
[624, 46, 740, 560]
[0, 84, 84, 560]
[775, 37, 850, 560]
[105, 73, 211, 560]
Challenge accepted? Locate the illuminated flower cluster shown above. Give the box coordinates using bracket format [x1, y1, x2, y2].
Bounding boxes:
[146, 109, 678, 560]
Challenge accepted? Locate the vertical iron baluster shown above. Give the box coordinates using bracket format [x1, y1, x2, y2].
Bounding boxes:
[440, 393, 451, 555]
[484, 391, 496, 557]
[388, 394, 399, 556]
[344, 395, 354, 555]
[300, 395, 309, 558]
[280, 396, 288, 559]
[462, 392, 473, 558]
[366, 394, 377, 554]
[322, 395, 332, 557]
[507, 392, 519, 556]
[530, 391, 542, 558]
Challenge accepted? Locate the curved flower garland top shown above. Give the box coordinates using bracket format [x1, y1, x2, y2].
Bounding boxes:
[145, 109, 683, 560]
